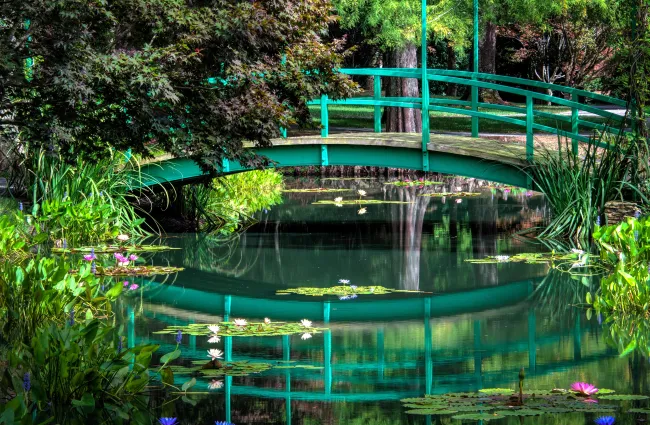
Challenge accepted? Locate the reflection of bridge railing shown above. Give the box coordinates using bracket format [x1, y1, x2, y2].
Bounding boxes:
[308, 68, 630, 163]
[131, 302, 609, 424]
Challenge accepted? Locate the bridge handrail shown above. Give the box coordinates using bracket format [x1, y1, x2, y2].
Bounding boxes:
[340, 68, 629, 109]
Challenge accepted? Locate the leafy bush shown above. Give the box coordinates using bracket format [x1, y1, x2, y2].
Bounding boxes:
[1, 319, 158, 424]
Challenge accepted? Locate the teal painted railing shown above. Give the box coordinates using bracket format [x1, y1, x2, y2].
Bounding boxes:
[307, 68, 632, 170]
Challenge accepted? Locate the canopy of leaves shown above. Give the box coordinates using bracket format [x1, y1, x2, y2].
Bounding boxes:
[0, 0, 357, 173]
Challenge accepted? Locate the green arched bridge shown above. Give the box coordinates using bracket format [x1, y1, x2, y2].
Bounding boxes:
[138, 68, 631, 189]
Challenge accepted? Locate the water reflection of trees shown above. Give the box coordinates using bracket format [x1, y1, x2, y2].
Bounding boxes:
[164, 178, 548, 291]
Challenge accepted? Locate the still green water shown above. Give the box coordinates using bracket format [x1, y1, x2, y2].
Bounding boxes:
[131, 178, 648, 424]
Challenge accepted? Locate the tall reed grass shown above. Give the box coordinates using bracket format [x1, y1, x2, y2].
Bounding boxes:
[523, 131, 648, 240]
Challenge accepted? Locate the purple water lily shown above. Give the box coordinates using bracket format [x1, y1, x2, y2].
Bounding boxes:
[129, 283, 139, 291]
[18, 202, 23, 212]
[123, 280, 129, 287]
[176, 330, 183, 344]
[594, 416, 615, 425]
[158, 419, 178, 425]
[215, 421, 235, 425]
[571, 382, 599, 396]
[23, 372, 30, 391]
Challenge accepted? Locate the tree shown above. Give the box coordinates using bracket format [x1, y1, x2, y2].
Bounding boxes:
[0, 0, 357, 173]
[333, 0, 471, 132]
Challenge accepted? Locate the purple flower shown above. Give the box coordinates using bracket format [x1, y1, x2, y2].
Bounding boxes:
[123, 281, 129, 287]
[349, 294, 358, 299]
[339, 295, 351, 300]
[597, 312, 602, 325]
[176, 330, 182, 344]
[158, 418, 178, 425]
[635, 211, 641, 219]
[23, 372, 30, 391]
[83, 253, 96, 261]
[91, 262, 97, 274]
[594, 416, 615, 425]
[63, 239, 67, 249]
[117, 337, 123, 354]
[129, 283, 139, 291]
[129, 254, 138, 262]
[68, 309, 75, 326]
[571, 382, 599, 396]
[18, 202, 23, 212]
[596, 216, 601, 226]
[215, 422, 235, 425]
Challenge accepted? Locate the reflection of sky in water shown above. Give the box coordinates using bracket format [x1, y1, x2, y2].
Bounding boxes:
[131, 178, 648, 424]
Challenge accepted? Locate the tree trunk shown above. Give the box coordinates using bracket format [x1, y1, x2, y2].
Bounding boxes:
[385, 43, 422, 132]
[445, 41, 457, 97]
[480, 21, 504, 103]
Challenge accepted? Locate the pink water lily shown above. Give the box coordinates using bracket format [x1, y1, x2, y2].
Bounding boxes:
[129, 254, 138, 261]
[571, 382, 599, 396]
[129, 284, 139, 291]
[83, 253, 96, 261]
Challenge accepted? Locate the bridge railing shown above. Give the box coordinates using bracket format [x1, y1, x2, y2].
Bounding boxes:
[306, 68, 632, 164]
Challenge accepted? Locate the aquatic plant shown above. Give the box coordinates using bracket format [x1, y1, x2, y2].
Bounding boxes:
[208, 349, 224, 360]
[357, 190, 367, 197]
[314, 199, 413, 205]
[208, 325, 220, 333]
[208, 380, 224, 390]
[85, 264, 184, 277]
[158, 418, 179, 425]
[384, 179, 443, 187]
[358, 207, 367, 215]
[301, 333, 313, 340]
[467, 251, 588, 268]
[53, 244, 180, 254]
[264, 317, 271, 324]
[301, 319, 312, 328]
[282, 188, 351, 193]
[208, 335, 221, 343]
[176, 330, 183, 344]
[276, 285, 426, 297]
[520, 132, 647, 240]
[154, 321, 328, 338]
[214, 421, 234, 425]
[595, 417, 615, 425]
[572, 382, 599, 396]
[233, 319, 248, 327]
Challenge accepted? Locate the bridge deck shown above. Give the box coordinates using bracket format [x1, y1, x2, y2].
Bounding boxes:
[138, 132, 532, 188]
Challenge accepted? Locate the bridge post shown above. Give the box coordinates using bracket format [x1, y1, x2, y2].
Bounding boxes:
[471, 0, 479, 138]
[571, 93, 579, 155]
[320, 94, 329, 138]
[374, 76, 382, 133]
[526, 96, 534, 162]
[421, 0, 430, 171]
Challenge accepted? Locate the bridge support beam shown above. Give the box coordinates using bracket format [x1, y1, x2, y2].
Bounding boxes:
[374, 77, 382, 133]
[320, 94, 329, 138]
[421, 0, 430, 171]
[571, 93, 579, 155]
[471, 0, 479, 138]
[525, 96, 534, 162]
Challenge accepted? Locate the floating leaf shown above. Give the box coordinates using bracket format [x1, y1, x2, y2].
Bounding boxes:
[53, 245, 179, 254]
[384, 180, 443, 187]
[420, 192, 481, 198]
[313, 199, 413, 205]
[154, 321, 327, 337]
[494, 409, 544, 416]
[282, 188, 352, 193]
[405, 409, 458, 415]
[599, 394, 649, 401]
[479, 388, 514, 395]
[276, 285, 426, 297]
[451, 413, 505, 421]
[628, 408, 650, 414]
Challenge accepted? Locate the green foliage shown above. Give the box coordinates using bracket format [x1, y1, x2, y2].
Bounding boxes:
[384, 180, 443, 187]
[1, 0, 357, 170]
[593, 215, 650, 265]
[184, 170, 283, 234]
[523, 133, 645, 240]
[21, 150, 154, 244]
[1, 319, 158, 423]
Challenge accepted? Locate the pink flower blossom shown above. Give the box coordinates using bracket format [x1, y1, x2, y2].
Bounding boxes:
[571, 382, 599, 396]
[129, 284, 139, 291]
[129, 254, 138, 261]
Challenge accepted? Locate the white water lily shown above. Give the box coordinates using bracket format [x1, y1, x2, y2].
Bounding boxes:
[334, 197, 343, 203]
[357, 190, 366, 197]
[301, 333, 313, 340]
[350, 285, 357, 290]
[116, 234, 130, 242]
[208, 335, 221, 344]
[335, 203, 343, 207]
[571, 261, 586, 269]
[208, 325, 220, 334]
[208, 379, 224, 390]
[358, 207, 367, 215]
[494, 255, 510, 262]
[571, 248, 585, 254]
[264, 317, 271, 324]
[233, 318, 248, 327]
[339, 279, 350, 284]
[301, 319, 312, 328]
[207, 348, 223, 360]
[455, 199, 462, 204]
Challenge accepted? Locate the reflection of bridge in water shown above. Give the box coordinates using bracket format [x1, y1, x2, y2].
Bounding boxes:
[132, 280, 611, 424]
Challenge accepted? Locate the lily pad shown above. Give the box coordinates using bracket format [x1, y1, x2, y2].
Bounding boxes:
[85, 265, 184, 277]
[466, 252, 587, 265]
[451, 413, 505, 421]
[53, 245, 179, 254]
[313, 199, 413, 205]
[276, 285, 426, 297]
[189, 361, 272, 377]
[405, 409, 458, 415]
[599, 394, 649, 401]
[628, 408, 650, 414]
[494, 409, 544, 416]
[153, 321, 327, 337]
[282, 188, 352, 193]
[479, 388, 515, 395]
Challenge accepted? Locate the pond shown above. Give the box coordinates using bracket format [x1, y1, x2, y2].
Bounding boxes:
[127, 177, 648, 424]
